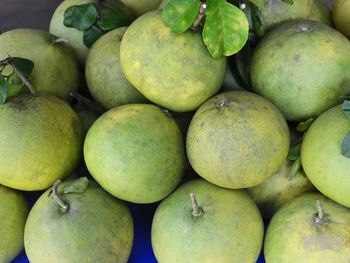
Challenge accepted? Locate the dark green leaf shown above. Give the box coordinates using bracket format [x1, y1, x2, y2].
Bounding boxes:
[203, 1, 249, 58]
[0, 75, 7, 104]
[83, 26, 104, 48]
[289, 156, 301, 180]
[288, 143, 301, 161]
[63, 5, 75, 27]
[341, 132, 350, 158]
[282, 0, 294, 4]
[12, 57, 34, 78]
[162, 0, 201, 33]
[97, 10, 132, 31]
[297, 118, 314, 132]
[62, 177, 89, 194]
[249, 0, 265, 10]
[342, 100, 350, 120]
[71, 3, 98, 31]
[251, 4, 264, 37]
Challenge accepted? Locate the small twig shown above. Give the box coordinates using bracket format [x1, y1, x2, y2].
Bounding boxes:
[52, 180, 69, 213]
[314, 199, 330, 225]
[192, 1, 207, 28]
[316, 200, 324, 220]
[52, 37, 69, 44]
[190, 193, 204, 218]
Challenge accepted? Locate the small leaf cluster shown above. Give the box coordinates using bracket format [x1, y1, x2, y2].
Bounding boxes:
[64, 1, 132, 48]
[0, 57, 34, 104]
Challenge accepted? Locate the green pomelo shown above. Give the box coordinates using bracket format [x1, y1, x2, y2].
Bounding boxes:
[308, 0, 333, 26]
[251, 20, 350, 121]
[85, 27, 147, 110]
[49, 0, 130, 64]
[247, 160, 315, 219]
[120, 11, 226, 112]
[261, 0, 313, 31]
[0, 29, 79, 101]
[333, 0, 350, 39]
[265, 192, 350, 263]
[301, 104, 350, 208]
[0, 94, 83, 191]
[24, 178, 134, 263]
[84, 104, 185, 203]
[152, 179, 264, 263]
[186, 91, 290, 189]
[0, 185, 29, 263]
[121, 0, 163, 17]
[76, 109, 97, 135]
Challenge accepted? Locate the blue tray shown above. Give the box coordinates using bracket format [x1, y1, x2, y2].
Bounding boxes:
[13, 191, 266, 263]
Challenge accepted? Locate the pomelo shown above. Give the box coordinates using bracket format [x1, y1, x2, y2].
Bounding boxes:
[24, 177, 134, 263]
[85, 27, 147, 110]
[186, 91, 290, 189]
[0, 29, 79, 101]
[120, 0, 163, 17]
[0, 185, 29, 263]
[84, 104, 185, 203]
[120, 11, 226, 112]
[251, 20, 350, 121]
[0, 94, 83, 191]
[301, 104, 350, 208]
[265, 192, 350, 262]
[309, 0, 333, 26]
[152, 179, 264, 263]
[333, 0, 350, 39]
[247, 159, 315, 219]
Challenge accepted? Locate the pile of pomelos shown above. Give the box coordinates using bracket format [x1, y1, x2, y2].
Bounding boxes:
[1, 0, 350, 262]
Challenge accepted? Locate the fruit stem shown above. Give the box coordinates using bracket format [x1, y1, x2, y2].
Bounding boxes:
[314, 200, 330, 225]
[70, 91, 100, 115]
[192, 1, 207, 28]
[0, 56, 36, 96]
[53, 180, 69, 213]
[52, 37, 69, 44]
[190, 193, 204, 218]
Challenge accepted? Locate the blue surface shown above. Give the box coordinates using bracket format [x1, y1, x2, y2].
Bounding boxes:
[13, 191, 266, 263]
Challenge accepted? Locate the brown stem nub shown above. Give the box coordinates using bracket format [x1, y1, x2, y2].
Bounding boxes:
[53, 180, 69, 213]
[314, 200, 330, 225]
[0, 56, 36, 95]
[192, 1, 207, 28]
[190, 193, 204, 218]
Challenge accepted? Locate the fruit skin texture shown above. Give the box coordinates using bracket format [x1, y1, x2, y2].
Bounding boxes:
[24, 179, 134, 263]
[84, 104, 185, 203]
[261, 0, 313, 31]
[0, 94, 83, 191]
[186, 91, 290, 189]
[251, 20, 350, 121]
[333, 0, 350, 39]
[120, 11, 226, 112]
[301, 104, 350, 208]
[247, 160, 315, 219]
[0, 29, 79, 101]
[309, 0, 333, 26]
[0, 185, 29, 263]
[152, 179, 264, 263]
[264, 192, 350, 263]
[85, 27, 147, 110]
[120, 0, 162, 18]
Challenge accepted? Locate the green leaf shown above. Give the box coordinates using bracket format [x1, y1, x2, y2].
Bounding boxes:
[0, 75, 7, 104]
[71, 3, 98, 31]
[6, 74, 24, 97]
[250, 4, 264, 37]
[341, 132, 350, 158]
[62, 177, 89, 194]
[249, 0, 265, 10]
[83, 26, 104, 48]
[97, 10, 132, 31]
[63, 5, 75, 27]
[297, 118, 314, 132]
[12, 57, 34, 78]
[282, 0, 294, 4]
[342, 100, 350, 120]
[203, 1, 249, 58]
[288, 143, 301, 161]
[162, 0, 201, 33]
[289, 156, 301, 180]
